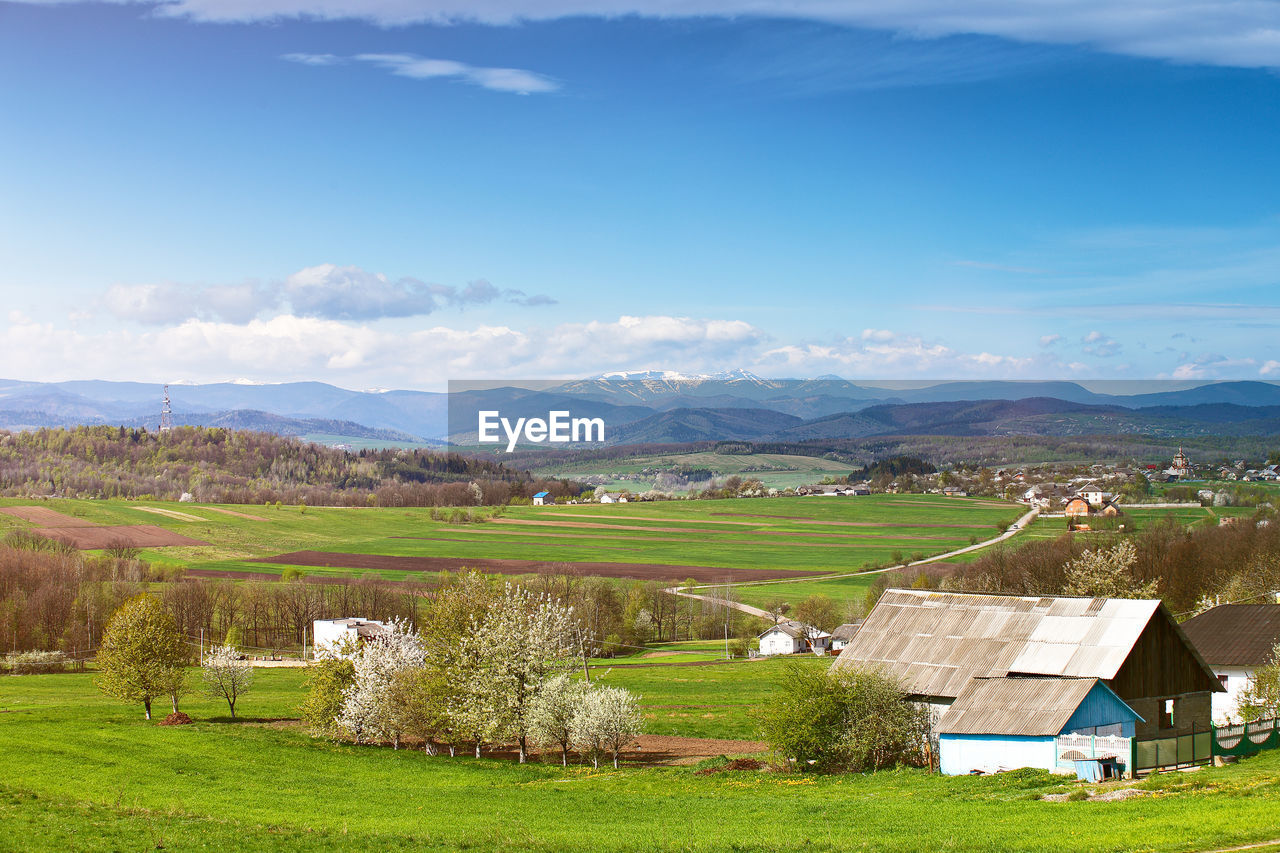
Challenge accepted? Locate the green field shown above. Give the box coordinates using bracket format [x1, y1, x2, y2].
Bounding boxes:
[524, 449, 863, 491]
[4, 667, 1280, 852]
[0, 494, 1023, 587]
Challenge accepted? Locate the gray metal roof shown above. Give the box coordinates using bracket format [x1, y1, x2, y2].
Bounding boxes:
[831, 621, 864, 642]
[832, 589, 1161, 699]
[936, 677, 1130, 736]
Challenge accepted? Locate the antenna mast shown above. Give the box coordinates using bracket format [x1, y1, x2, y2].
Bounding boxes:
[160, 385, 173, 434]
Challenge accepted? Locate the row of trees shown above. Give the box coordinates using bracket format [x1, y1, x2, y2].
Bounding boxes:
[304, 575, 644, 767]
[940, 511, 1280, 614]
[0, 426, 585, 506]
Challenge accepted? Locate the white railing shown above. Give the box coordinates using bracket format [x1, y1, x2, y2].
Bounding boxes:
[1055, 734, 1131, 771]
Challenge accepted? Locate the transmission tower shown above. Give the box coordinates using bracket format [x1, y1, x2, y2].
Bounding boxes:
[159, 385, 173, 434]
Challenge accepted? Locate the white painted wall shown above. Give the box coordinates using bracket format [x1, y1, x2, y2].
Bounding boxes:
[759, 629, 800, 656]
[939, 734, 1057, 776]
[313, 618, 384, 659]
[1211, 668, 1255, 723]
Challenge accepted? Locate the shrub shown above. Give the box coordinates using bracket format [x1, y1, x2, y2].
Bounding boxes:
[300, 657, 356, 738]
[1, 650, 69, 674]
[758, 663, 932, 773]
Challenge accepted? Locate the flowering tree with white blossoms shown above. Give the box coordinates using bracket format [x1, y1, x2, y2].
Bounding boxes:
[202, 643, 253, 719]
[337, 618, 425, 747]
[570, 685, 644, 769]
[529, 673, 588, 766]
[478, 583, 578, 763]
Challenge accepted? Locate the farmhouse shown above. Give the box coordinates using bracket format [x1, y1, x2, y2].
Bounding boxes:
[598, 492, 627, 504]
[758, 620, 831, 656]
[532, 491, 550, 506]
[833, 589, 1221, 742]
[936, 676, 1142, 775]
[313, 617, 387, 658]
[830, 621, 863, 652]
[1181, 604, 1280, 723]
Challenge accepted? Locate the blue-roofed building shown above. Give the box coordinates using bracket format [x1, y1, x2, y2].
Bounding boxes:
[937, 676, 1142, 775]
[532, 491, 551, 506]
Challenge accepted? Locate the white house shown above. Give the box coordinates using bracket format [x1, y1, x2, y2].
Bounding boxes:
[532, 491, 550, 506]
[757, 620, 831, 656]
[313, 618, 388, 659]
[1181, 604, 1280, 723]
[829, 621, 863, 652]
[599, 493, 628, 504]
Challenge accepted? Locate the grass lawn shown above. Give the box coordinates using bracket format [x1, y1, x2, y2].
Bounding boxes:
[4, 668, 1280, 852]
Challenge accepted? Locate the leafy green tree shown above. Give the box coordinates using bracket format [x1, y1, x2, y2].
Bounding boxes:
[758, 663, 932, 773]
[793, 594, 840, 633]
[96, 594, 189, 720]
[300, 656, 356, 738]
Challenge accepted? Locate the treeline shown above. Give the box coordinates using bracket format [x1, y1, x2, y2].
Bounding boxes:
[0, 426, 585, 506]
[933, 511, 1280, 614]
[0, 537, 761, 656]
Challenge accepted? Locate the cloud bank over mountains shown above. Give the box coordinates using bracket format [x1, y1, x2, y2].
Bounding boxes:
[22, 0, 1280, 69]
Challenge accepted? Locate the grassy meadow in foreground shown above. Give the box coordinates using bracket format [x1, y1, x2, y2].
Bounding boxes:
[3, 667, 1280, 852]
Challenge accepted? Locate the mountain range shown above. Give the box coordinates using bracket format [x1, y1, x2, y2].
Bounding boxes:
[3, 376, 1280, 445]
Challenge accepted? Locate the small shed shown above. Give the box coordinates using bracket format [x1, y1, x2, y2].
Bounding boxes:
[937, 676, 1142, 776]
[532, 491, 551, 506]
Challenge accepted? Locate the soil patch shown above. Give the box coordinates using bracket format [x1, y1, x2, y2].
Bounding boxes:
[202, 507, 269, 522]
[248, 550, 825, 583]
[390, 536, 641, 552]
[461, 734, 767, 767]
[158, 712, 192, 726]
[33, 524, 208, 549]
[0, 506, 98, 527]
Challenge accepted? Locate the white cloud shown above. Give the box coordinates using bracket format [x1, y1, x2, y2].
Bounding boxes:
[0, 313, 765, 387]
[100, 264, 556, 324]
[758, 330, 1053, 378]
[1168, 353, 1259, 379]
[1261, 360, 1280, 376]
[353, 53, 559, 94]
[281, 52, 343, 66]
[1081, 330, 1121, 358]
[1039, 334, 1062, 347]
[24, 0, 1280, 70]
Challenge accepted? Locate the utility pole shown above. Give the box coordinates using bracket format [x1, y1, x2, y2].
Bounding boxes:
[200, 628, 204, 662]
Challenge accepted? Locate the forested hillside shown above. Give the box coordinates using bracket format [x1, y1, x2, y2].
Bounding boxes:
[0, 426, 581, 506]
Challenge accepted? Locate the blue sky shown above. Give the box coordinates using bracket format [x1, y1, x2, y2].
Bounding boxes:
[2, 0, 1279, 389]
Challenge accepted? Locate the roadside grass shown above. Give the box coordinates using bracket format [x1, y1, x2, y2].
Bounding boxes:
[4, 669, 1280, 852]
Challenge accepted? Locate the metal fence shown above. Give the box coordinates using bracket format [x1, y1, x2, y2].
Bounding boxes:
[1132, 727, 1213, 773]
[1213, 716, 1280, 758]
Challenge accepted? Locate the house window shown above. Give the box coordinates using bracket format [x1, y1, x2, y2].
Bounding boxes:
[1159, 698, 1175, 729]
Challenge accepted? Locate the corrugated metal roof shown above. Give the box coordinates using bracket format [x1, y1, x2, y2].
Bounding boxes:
[936, 677, 1101, 736]
[1181, 605, 1280, 667]
[832, 589, 1161, 698]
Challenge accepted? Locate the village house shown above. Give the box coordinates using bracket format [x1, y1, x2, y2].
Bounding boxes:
[1180, 604, 1280, 723]
[532, 491, 550, 506]
[758, 620, 831, 656]
[312, 617, 388, 659]
[833, 589, 1221, 774]
[829, 621, 863, 652]
[598, 492, 628, 503]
